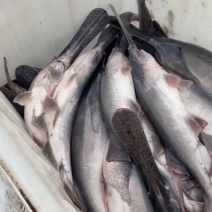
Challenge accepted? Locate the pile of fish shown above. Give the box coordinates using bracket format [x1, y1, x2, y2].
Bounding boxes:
[2, 1, 212, 211]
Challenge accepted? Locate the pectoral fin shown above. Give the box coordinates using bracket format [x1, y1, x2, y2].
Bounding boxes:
[13, 91, 33, 106]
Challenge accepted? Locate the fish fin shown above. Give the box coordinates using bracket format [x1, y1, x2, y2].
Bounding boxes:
[190, 115, 208, 130]
[165, 149, 190, 176]
[42, 95, 58, 113]
[47, 67, 63, 84]
[106, 141, 131, 162]
[200, 132, 212, 157]
[187, 116, 203, 137]
[152, 20, 167, 37]
[177, 80, 194, 92]
[126, 98, 144, 116]
[13, 91, 32, 106]
[121, 66, 132, 75]
[164, 74, 181, 88]
[31, 113, 47, 132]
[170, 176, 186, 212]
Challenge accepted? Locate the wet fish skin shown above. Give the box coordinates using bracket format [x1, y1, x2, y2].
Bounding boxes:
[110, 20, 212, 91]
[129, 47, 212, 211]
[72, 74, 109, 212]
[110, 4, 212, 211]
[100, 33, 154, 211]
[14, 8, 109, 149]
[43, 26, 118, 211]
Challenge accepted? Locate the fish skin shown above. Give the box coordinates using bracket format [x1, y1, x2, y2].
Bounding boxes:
[100, 37, 154, 212]
[129, 45, 212, 211]
[109, 20, 212, 92]
[103, 139, 154, 212]
[43, 26, 118, 211]
[71, 74, 109, 212]
[139, 110, 207, 212]
[14, 8, 109, 149]
[109, 4, 212, 211]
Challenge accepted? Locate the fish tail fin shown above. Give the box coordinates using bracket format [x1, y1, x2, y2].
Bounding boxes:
[109, 4, 136, 50]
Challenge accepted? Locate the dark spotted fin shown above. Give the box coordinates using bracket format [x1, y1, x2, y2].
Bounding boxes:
[200, 132, 212, 158]
[106, 141, 131, 162]
[112, 108, 181, 212]
[3, 57, 25, 94]
[13, 91, 32, 106]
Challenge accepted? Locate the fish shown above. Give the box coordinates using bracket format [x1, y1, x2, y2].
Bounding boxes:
[137, 108, 207, 211]
[72, 73, 109, 212]
[110, 19, 212, 92]
[15, 65, 40, 90]
[3, 57, 25, 94]
[100, 32, 155, 211]
[14, 8, 109, 149]
[43, 26, 118, 211]
[110, 4, 212, 211]
[180, 84, 212, 161]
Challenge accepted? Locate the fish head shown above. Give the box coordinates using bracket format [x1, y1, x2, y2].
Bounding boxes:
[129, 47, 163, 84]
[104, 50, 130, 78]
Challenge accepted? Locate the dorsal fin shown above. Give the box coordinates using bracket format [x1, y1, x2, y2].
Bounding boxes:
[110, 4, 137, 50]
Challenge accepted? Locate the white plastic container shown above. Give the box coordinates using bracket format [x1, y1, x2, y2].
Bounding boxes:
[0, 0, 211, 210]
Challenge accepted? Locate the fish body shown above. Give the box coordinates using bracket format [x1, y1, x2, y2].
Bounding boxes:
[109, 4, 212, 211]
[129, 46, 212, 211]
[71, 74, 109, 212]
[14, 8, 109, 148]
[100, 39, 154, 211]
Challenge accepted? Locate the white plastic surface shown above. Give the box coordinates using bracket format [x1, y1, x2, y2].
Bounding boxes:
[0, 0, 211, 86]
